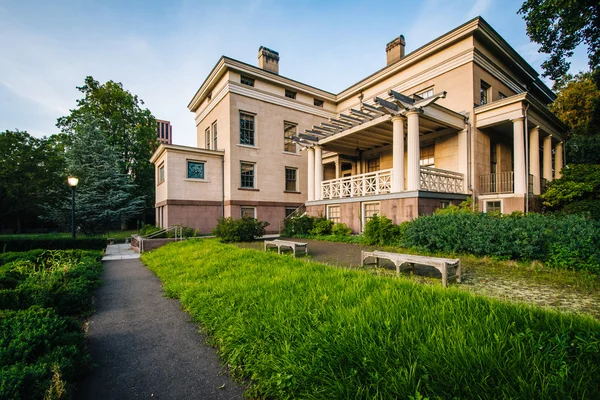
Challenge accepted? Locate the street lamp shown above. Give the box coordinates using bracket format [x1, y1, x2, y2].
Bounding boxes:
[68, 176, 79, 239]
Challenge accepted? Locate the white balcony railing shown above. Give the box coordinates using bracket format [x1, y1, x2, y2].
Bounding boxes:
[420, 167, 464, 193]
[320, 167, 464, 200]
[321, 169, 392, 200]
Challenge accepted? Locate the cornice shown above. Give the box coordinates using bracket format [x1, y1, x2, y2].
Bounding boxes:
[150, 143, 224, 164]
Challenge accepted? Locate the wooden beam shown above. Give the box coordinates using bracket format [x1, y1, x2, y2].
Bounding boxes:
[305, 130, 329, 138]
[321, 123, 344, 131]
[329, 118, 354, 127]
[339, 114, 363, 124]
[320, 114, 392, 145]
[362, 103, 385, 115]
[350, 109, 374, 120]
[299, 133, 319, 142]
[374, 97, 399, 114]
[312, 125, 337, 133]
[388, 90, 415, 105]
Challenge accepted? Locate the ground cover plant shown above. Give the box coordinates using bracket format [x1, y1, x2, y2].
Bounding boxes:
[0, 250, 102, 399]
[0, 230, 137, 251]
[142, 240, 600, 399]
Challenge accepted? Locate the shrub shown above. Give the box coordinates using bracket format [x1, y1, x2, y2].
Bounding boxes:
[213, 217, 269, 242]
[169, 224, 199, 238]
[331, 223, 352, 237]
[283, 215, 314, 236]
[363, 215, 397, 246]
[309, 218, 334, 236]
[139, 224, 162, 237]
[0, 237, 106, 252]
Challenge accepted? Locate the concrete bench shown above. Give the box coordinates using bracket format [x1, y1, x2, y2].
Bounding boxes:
[264, 239, 308, 257]
[361, 250, 461, 287]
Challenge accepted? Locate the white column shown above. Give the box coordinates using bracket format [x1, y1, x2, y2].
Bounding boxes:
[391, 116, 405, 192]
[512, 117, 526, 195]
[314, 145, 323, 200]
[543, 135, 553, 182]
[307, 147, 315, 201]
[335, 159, 341, 179]
[554, 142, 563, 179]
[529, 126, 541, 195]
[407, 110, 421, 191]
[457, 127, 468, 193]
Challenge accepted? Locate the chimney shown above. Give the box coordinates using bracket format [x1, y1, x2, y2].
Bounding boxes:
[386, 35, 405, 65]
[258, 46, 280, 74]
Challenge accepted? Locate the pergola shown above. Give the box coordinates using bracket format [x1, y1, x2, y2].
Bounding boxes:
[292, 90, 468, 201]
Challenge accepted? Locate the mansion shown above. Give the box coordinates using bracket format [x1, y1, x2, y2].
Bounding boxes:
[151, 16, 566, 234]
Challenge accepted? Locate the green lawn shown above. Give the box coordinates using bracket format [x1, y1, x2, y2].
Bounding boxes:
[142, 240, 600, 399]
[0, 230, 137, 241]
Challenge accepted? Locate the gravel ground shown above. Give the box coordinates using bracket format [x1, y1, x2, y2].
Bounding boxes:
[76, 258, 245, 400]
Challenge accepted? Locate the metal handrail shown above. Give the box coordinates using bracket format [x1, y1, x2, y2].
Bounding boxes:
[278, 205, 306, 235]
[140, 226, 183, 253]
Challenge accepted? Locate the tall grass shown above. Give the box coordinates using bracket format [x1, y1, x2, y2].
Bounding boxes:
[142, 240, 600, 399]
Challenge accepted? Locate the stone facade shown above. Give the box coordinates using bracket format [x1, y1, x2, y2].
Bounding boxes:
[151, 16, 566, 234]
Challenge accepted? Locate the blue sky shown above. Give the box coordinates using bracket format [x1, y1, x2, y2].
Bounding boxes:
[0, 0, 590, 147]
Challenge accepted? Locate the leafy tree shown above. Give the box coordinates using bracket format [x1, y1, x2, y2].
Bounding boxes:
[56, 76, 157, 213]
[44, 122, 146, 234]
[519, 0, 599, 86]
[0, 130, 67, 232]
[550, 72, 600, 135]
[542, 164, 600, 219]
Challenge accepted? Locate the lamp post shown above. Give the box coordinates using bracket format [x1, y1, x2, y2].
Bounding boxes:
[68, 176, 79, 239]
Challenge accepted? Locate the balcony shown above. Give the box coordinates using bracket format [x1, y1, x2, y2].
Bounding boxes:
[479, 172, 535, 195]
[320, 167, 464, 200]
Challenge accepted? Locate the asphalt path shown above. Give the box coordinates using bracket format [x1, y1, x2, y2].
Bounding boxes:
[76, 258, 245, 400]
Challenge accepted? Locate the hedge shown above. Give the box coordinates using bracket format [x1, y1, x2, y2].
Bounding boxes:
[0, 237, 107, 252]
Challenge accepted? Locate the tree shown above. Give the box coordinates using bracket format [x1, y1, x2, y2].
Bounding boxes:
[56, 76, 157, 214]
[0, 130, 67, 232]
[44, 122, 146, 234]
[542, 164, 600, 219]
[519, 0, 599, 86]
[550, 72, 600, 135]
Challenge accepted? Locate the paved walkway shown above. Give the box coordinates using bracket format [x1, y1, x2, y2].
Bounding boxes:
[76, 258, 245, 400]
[102, 243, 140, 260]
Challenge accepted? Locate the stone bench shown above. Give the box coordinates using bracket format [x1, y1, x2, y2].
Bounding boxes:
[361, 250, 461, 287]
[264, 239, 308, 257]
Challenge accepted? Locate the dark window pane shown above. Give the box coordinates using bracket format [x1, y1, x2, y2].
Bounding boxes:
[284, 122, 297, 153]
[240, 113, 255, 145]
[187, 161, 205, 179]
[241, 163, 254, 188]
[285, 168, 297, 191]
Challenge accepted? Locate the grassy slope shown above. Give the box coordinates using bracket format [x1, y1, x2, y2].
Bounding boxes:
[142, 240, 600, 400]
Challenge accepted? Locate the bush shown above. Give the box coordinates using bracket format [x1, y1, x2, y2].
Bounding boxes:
[139, 224, 162, 237]
[0, 237, 107, 252]
[213, 217, 269, 242]
[309, 218, 334, 236]
[283, 215, 314, 236]
[363, 215, 398, 246]
[0, 307, 92, 399]
[331, 223, 352, 237]
[169, 224, 199, 238]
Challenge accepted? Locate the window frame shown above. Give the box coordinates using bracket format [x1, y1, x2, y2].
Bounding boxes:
[284, 121, 297, 153]
[417, 87, 434, 99]
[240, 206, 256, 219]
[485, 200, 502, 213]
[420, 144, 435, 167]
[240, 161, 256, 189]
[285, 89, 297, 99]
[211, 121, 218, 150]
[239, 112, 256, 146]
[362, 201, 380, 231]
[284, 167, 298, 192]
[314, 98, 324, 107]
[440, 200, 450, 209]
[240, 75, 255, 87]
[327, 205, 341, 224]
[480, 80, 491, 105]
[186, 160, 205, 180]
[499, 92, 507, 100]
[205, 127, 211, 150]
[367, 157, 380, 172]
[158, 164, 165, 185]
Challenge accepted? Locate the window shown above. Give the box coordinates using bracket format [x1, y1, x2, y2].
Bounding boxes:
[327, 205, 341, 224]
[285, 89, 297, 99]
[314, 98, 324, 107]
[499, 92, 507, 100]
[480, 80, 490, 105]
[363, 202, 380, 228]
[240, 112, 255, 146]
[440, 200, 450, 209]
[241, 75, 255, 87]
[285, 167, 297, 192]
[205, 127, 211, 150]
[241, 207, 256, 218]
[240, 162, 255, 188]
[212, 121, 218, 150]
[158, 164, 165, 184]
[285, 207, 297, 218]
[420, 145, 434, 167]
[417, 88, 434, 99]
[486, 201, 502, 213]
[284, 122, 297, 153]
[187, 161, 205, 179]
[367, 157, 380, 172]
